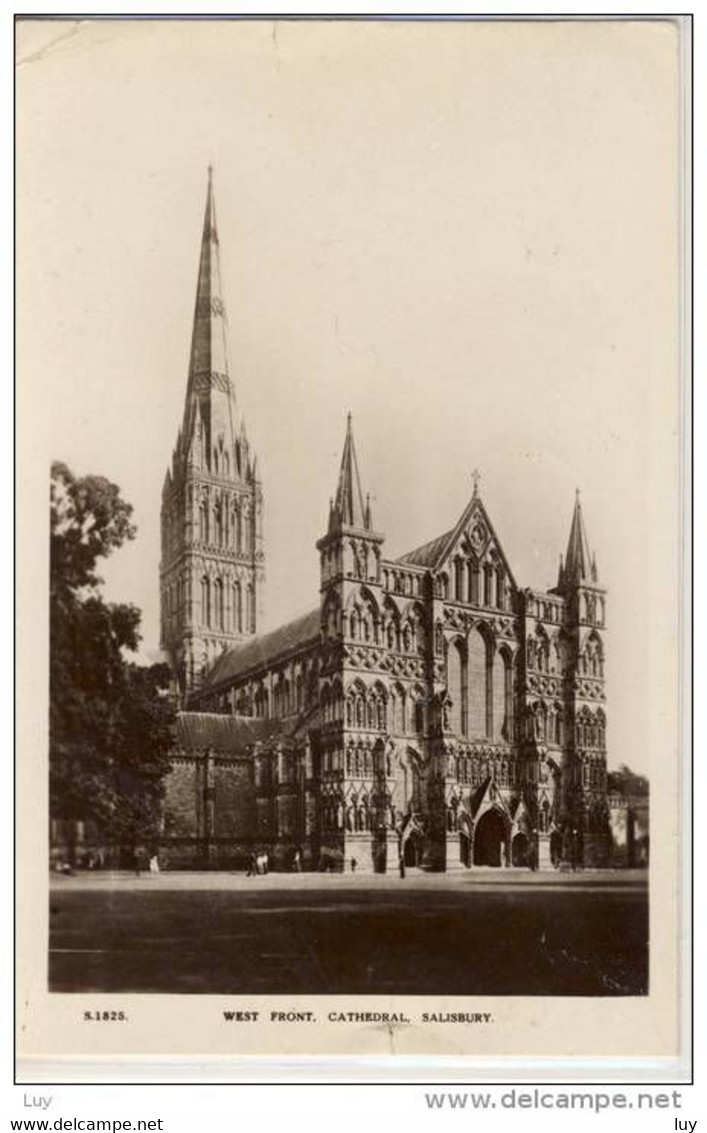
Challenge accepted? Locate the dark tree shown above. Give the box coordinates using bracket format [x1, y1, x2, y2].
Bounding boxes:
[50, 462, 175, 858]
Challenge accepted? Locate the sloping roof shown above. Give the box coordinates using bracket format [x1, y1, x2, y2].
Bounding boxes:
[175, 712, 286, 752]
[200, 606, 321, 692]
[397, 529, 453, 568]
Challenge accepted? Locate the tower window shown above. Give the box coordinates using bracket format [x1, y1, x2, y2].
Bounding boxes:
[201, 576, 211, 627]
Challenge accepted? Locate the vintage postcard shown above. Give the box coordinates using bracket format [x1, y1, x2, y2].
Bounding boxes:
[16, 16, 690, 1080]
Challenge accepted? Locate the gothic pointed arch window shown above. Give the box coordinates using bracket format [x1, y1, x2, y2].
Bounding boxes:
[247, 583, 255, 633]
[596, 708, 606, 748]
[496, 568, 505, 610]
[502, 649, 515, 740]
[214, 578, 224, 630]
[454, 558, 465, 602]
[233, 581, 242, 632]
[483, 564, 493, 607]
[469, 558, 480, 605]
[448, 639, 467, 737]
[413, 694, 425, 735]
[468, 626, 491, 738]
[321, 684, 331, 723]
[199, 500, 209, 544]
[201, 576, 211, 627]
[389, 683, 406, 734]
[210, 500, 219, 546]
[492, 646, 506, 740]
[553, 702, 563, 745]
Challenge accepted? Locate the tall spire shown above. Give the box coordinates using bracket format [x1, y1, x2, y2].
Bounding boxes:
[330, 413, 369, 531]
[563, 489, 596, 585]
[182, 166, 237, 465]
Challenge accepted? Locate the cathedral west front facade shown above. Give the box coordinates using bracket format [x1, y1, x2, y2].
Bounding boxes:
[159, 173, 610, 873]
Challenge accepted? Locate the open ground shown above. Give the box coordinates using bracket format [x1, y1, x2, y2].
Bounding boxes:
[49, 869, 648, 997]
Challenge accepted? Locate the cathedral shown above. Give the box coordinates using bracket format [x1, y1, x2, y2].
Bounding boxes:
[159, 172, 610, 873]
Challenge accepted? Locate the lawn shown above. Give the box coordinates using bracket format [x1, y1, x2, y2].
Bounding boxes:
[49, 870, 648, 996]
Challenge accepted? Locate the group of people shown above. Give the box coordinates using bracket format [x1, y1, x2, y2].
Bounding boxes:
[246, 851, 270, 875]
[133, 849, 160, 876]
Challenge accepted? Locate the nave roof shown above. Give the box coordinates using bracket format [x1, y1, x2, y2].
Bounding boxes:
[198, 606, 321, 694]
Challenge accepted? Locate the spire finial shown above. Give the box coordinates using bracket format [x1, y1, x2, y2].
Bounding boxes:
[563, 489, 595, 586]
[331, 414, 367, 529]
[208, 162, 214, 182]
[472, 468, 481, 497]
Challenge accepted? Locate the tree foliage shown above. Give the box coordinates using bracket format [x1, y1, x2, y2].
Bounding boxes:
[50, 462, 175, 852]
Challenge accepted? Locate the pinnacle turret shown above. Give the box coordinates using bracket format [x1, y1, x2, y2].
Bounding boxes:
[562, 490, 597, 586]
[330, 413, 370, 532]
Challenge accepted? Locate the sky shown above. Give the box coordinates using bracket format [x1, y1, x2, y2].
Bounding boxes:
[18, 18, 682, 773]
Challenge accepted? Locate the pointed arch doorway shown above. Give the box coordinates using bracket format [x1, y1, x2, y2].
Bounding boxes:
[511, 831, 529, 867]
[473, 809, 507, 867]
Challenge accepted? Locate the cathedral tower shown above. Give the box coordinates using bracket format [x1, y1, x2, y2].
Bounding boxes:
[160, 169, 264, 696]
[555, 491, 608, 865]
[317, 414, 384, 623]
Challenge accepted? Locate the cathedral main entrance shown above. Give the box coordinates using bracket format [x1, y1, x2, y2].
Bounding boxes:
[473, 810, 506, 867]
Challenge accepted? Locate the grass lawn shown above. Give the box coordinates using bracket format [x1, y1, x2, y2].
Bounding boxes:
[49, 870, 648, 996]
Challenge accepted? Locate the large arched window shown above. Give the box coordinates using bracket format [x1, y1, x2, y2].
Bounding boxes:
[504, 652, 515, 739]
[468, 626, 491, 738]
[447, 640, 467, 736]
[492, 646, 506, 740]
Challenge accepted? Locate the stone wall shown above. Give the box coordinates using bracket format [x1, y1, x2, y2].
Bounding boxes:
[160, 748, 258, 869]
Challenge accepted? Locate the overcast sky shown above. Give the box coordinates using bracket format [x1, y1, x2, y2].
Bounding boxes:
[18, 19, 681, 773]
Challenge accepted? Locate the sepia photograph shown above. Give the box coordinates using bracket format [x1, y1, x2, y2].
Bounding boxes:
[16, 15, 687, 1074]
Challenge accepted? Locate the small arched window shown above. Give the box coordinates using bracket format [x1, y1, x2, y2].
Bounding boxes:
[201, 576, 211, 627]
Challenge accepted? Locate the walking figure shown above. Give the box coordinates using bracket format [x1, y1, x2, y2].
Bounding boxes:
[350, 857, 357, 873]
